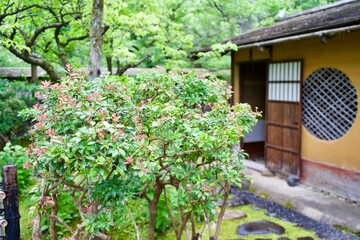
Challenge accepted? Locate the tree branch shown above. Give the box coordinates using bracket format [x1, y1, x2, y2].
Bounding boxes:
[28, 21, 70, 47]
[115, 54, 149, 75]
[0, 4, 37, 23]
[47, 214, 74, 235]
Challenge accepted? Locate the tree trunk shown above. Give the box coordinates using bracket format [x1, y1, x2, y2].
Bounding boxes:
[32, 214, 42, 240]
[106, 56, 112, 74]
[89, 0, 104, 80]
[49, 192, 58, 240]
[31, 64, 37, 82]
[148, 183, 163, 240]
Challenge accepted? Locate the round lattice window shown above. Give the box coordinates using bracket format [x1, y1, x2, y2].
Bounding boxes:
[302, 68, 358, 140]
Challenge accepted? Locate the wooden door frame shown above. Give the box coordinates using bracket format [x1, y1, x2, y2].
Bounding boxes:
[264, 60, 303, 177]
[238, 60, 269, 153]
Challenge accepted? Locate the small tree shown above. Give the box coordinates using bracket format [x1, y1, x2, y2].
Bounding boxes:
[22, 71, 259, 239]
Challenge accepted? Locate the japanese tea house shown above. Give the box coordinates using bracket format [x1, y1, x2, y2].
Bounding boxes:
[197, 0, 360, 201]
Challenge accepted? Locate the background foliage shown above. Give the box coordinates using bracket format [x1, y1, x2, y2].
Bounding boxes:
[0, 0, 340, 80]
[0, 78, 38, 148]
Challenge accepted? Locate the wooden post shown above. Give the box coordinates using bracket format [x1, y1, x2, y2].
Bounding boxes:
[31, 64, 38, 82]
[2, 165, 20, 240]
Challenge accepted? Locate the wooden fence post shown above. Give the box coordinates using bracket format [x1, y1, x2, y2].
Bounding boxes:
[2, 165, 20, 240]
[0, 194, 5, 239]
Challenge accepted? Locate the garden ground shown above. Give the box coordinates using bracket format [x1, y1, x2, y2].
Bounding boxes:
[242, 159, 360, 234]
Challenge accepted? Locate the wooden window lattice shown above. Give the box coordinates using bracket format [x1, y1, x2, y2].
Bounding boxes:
[302, 68, 358, 140]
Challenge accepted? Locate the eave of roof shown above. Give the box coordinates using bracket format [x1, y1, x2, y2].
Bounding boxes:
[193, 0, 360, 54]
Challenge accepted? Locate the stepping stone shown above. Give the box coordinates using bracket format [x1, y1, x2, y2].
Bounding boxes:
[227, 196, 251, 207]
[261, 169, 274, 177]
[237, 220, 285, 235]
[223, 209, 247, 220]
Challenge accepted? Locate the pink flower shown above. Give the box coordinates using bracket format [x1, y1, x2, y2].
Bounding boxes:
[98, 109, 108, 116]
[136, 123, 143, 132]
[40, 81, 52, 89]
[50, 83, 64, 91]
[26, 148, 31, 156]
[104, 83, 116, 90]
[35, 91, 45, 99]
[23, 162, 30, 169]
[111, 114, 120, 124]
[34, 122, 43, 130]
[133, 135, 145, 141]
[237, 128, 242, 135]
[228, 113, 235, 121]
[85, 117, 92, 124]
[33, 104, 40, 110]
[28, 129, 36, 134]
[46, 128, 55, 137]
[125, 157, 134, 165]
[34, 148, 47, 154]
[59, 94, 68, 102]
[97, 129, 107, 138]
[87, 92, 101, 102]
[68, 98, 76, 107]
[141, 168, 150, 173]
[132, 116, 140, 123]
[39, 114, 47, 121]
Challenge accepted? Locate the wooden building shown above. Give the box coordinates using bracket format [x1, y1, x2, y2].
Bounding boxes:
[197, 0, 360, 201]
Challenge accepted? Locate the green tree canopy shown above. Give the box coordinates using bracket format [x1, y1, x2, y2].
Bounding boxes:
[0, 0, 341, 81]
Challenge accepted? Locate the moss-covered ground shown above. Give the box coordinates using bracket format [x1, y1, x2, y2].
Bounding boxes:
[160, 205, 320, 240]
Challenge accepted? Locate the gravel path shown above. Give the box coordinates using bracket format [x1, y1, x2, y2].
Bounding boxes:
[233, 190, 360, 240]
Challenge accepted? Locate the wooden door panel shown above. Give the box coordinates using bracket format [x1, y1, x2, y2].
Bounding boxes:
[266, 61, 302, 177]
[282, 152, 298, 175]
[267, 125, 283, 146]
[266, 102, 300, 176]
[267, 102, 283, 123]
[266, 148, 282, 170]
[283, 128, 300, 151]
[283, 103, 300, 125]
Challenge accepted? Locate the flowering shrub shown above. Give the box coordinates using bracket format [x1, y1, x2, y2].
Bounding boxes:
[22, 71, 259, 240]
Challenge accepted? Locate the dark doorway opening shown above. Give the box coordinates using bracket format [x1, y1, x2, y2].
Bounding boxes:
[239, 62, 267, 159]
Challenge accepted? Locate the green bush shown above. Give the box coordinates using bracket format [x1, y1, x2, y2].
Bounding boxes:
[0, 79, 38, 146]
[22, 72, 259, 240]
[0, 143, 32, 191]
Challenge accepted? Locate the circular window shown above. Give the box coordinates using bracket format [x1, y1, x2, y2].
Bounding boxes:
[302, 68, 358, 140]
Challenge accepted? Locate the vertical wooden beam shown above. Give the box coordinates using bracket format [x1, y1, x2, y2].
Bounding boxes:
[31, 64, 38, 82]
[230, 51, 235, 105]
[2, 165, 20, 240]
